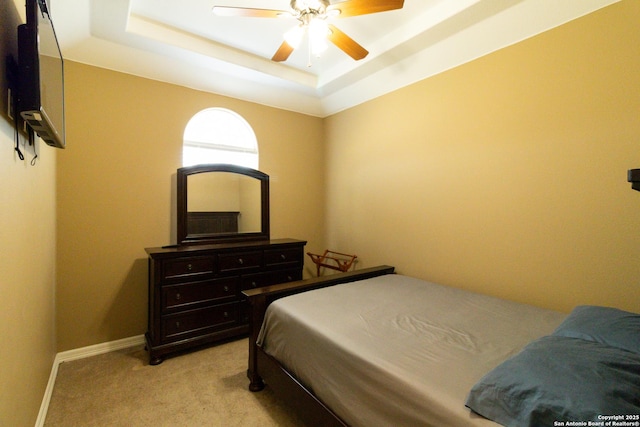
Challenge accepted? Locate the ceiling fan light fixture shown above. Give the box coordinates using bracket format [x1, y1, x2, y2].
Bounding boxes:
[212, 0, 404, 63]
[309, 18, 329, 38]
[308, 18, 329, 54]
[284, 25, 305, 48]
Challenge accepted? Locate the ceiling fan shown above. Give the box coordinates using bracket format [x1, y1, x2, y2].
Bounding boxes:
[212, 0, 405, 63]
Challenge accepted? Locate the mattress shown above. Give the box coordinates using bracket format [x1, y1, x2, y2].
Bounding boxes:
[257, 274, 566, 427]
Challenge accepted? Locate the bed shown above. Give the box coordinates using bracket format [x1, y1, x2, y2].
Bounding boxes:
[243, 266, 640, 427]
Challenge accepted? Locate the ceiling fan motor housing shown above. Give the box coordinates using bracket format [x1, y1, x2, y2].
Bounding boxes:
[290, 0, 330, 15]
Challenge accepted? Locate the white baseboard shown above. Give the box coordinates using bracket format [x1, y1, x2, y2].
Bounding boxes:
[54, 334, 146, 364]
[35, 335, 146, 427]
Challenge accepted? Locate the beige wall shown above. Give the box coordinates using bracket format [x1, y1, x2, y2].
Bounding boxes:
[325, 0, 640, 313]
[56, 63, 325, 351]
[0, 2, 57, 425]
[0, 118, 57, 427]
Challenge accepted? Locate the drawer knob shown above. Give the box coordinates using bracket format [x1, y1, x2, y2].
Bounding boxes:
[287, 276, 292, 281]
[224, 286, 229, 292]
[238, 258, 244, 265]
[186, 264, 193, 271]
[175, 321, 181, 329]
[223, 311, 229, 318]
[175, 293, 181, 301]
[251, 281, 257, 288]
[280, 254, 286, 260]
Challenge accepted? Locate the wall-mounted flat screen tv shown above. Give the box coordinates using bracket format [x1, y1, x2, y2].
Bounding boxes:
[18, 0, 65, 149]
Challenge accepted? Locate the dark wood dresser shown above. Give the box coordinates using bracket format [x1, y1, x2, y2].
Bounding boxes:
[145, 238, 306, 364]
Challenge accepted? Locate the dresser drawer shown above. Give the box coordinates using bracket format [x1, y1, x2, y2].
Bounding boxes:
[161, 302, 239, 341]
[162, 257, 214, 281]
[218, 251, 262, 273]
[270, 268, 303, 284]
[146, 238, 306, 364]
[264, 247, 303, 268]
[240, 268, 301, 291]
[162, 277, 238, 313]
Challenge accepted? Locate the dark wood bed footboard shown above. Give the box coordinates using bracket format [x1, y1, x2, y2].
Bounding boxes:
[242, 265, 396, 420]
[256, 349, 347, 426]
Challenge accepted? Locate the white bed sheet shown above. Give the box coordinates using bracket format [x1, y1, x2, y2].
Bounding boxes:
[257, 274, 566, 427]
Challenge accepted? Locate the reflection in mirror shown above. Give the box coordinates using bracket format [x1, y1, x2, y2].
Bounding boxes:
[177, 164, 269, 246]
[187, 172, 261, 234]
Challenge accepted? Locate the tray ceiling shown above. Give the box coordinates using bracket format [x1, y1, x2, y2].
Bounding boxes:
[49, 0, 618, 116]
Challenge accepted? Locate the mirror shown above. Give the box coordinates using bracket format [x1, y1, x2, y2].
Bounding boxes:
[177, 164, 270, 245]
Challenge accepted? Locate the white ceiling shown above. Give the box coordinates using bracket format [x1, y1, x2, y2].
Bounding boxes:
[48, 0, 618, 117]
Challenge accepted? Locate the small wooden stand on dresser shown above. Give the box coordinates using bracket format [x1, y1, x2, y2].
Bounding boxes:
[145, 238, 306, 365]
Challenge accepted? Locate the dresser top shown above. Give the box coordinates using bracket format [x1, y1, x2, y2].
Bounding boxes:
[145, 238, 306, 257]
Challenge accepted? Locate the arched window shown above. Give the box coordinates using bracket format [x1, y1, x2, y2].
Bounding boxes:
[183, 108, 258, 168]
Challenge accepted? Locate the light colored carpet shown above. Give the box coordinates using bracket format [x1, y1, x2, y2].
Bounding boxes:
[44, 338, 305, 426]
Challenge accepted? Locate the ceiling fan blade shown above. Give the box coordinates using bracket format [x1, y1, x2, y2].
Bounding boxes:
[212, 6, 290, 18]
[327, 24, 368, 60]
[329, 0, 404, 17]
[272, 41, 295, 62]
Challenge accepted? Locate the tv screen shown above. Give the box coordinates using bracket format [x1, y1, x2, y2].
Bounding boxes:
[18, 0, 65, 149]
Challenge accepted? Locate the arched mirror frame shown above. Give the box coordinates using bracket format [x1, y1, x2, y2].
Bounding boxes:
[177, 164, 270, 246]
